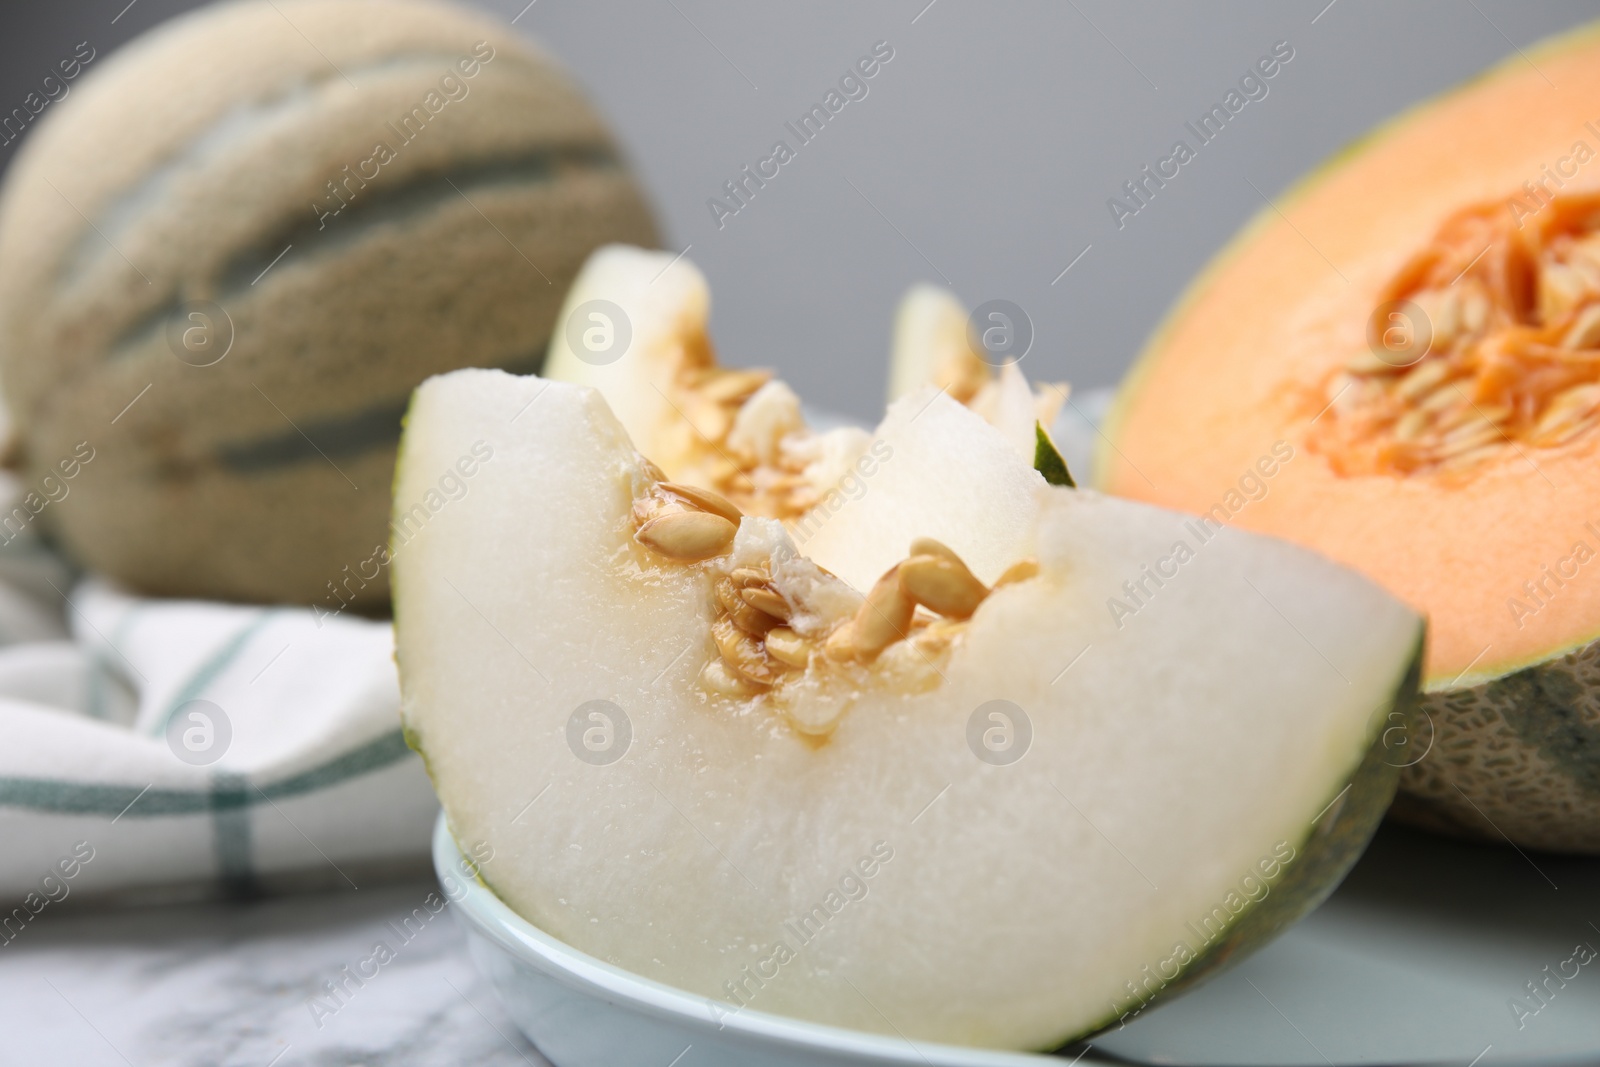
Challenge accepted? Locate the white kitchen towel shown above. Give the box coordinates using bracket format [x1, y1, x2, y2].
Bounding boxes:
[0, 535, 437, 906]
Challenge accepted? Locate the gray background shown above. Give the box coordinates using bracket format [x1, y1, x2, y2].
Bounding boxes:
[3, 0, 1597, 423]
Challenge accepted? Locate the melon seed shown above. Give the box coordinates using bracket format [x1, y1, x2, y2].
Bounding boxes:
[1532, 384, 1600, 444]
[1540, 262, 1589, 321]
[739, 586, 791, 621]
[688, 398, 735, 443]
[1392, 408, 1429, 442]
[908, 536, 962, 562]
[637, 511, 737, 561]
[716, 578, 778, 635]
[764, 626, 811, 668]
[1313, 203, 1600, 476]
[631, 495, 663, 526]
[712, 618, 778, 686]
[823, 621, 863, 661]
[900, 554, 988, 620]
[1393, 359, 1451, 401]
[848, 566, 916, 657]
[1437, 443, 1503, 472]
[697, 369, 772, 403]
[1414, 384, 1459, 415]
[1345, 350, 1405, 376]
[993, 558, 1041, 587]
[783, 697, 849, 737]
[1430, 401, 1481, 435]
[913, 619, 965, 654]
[1438, 418, 1502, 454]
[659, 481, 744, 524]
[701, 658, 758, 697]
[1562, 304, 1600, 349]
[1460, 290, 1490, 334]
[1429, 287, 1462, 345]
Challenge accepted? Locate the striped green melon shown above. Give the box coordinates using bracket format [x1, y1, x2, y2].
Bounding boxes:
[0, 0, 657, 608]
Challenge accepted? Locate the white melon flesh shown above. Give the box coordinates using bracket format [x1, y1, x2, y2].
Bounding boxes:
[540, 244, 710, 471]
[888, 284, 974, 403]
[798, 386, 1042, 590]
[394, 368, 1423, 1050]
[537, 245, 1055, 590]
[540, 245, 874, 524]
[887, 282, 1067, 462]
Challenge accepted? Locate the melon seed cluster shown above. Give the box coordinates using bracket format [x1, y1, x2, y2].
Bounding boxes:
[631, 478, 1039, 704]
[1315, 193, 1600, 477]
[662, 360, 845, 522]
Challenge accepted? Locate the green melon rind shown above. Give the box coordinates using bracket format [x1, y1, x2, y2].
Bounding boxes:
[1053, 634, 1423, 1051]
[1392, 647, 1600, 853]
[1095, 17, 1600, 490]
[392, 389, 427, 779]
[1033, 421, 1076, 488]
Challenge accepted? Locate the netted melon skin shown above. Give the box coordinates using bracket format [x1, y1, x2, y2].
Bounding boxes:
[1393, 642, 1600, 854]
[0, 0, 658, 608]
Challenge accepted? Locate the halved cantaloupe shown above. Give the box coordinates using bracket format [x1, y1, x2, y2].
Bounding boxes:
[1099, 25, 1600, 852]
[394, 248, 1424, 1048]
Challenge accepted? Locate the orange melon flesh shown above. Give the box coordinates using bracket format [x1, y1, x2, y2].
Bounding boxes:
[1101, 24, 1600, 689]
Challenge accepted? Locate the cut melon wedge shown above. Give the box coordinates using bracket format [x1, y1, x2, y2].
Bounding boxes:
[540, 246, 1065, 588]
[1099, 24, 1600, 852]
[394, 354, 1423, 1048]
[542, 245, 873, 523]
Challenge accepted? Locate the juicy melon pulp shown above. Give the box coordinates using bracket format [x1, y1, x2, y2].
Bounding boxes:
[394, 354, 1423, 1047]
[1098, 27, 1600, 689]
[1098, 24, 1600, 851]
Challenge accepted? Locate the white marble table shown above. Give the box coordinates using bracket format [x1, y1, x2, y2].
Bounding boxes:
[0, 877, 553, 1066]
[5, 823, 1600, 1067]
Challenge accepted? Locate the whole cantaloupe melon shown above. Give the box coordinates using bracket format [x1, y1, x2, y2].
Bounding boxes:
[0, 0, 657, 609]
[1100, 24, 1600, 852]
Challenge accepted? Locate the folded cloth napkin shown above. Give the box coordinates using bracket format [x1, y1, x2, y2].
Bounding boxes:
[0, 528, 436, 905]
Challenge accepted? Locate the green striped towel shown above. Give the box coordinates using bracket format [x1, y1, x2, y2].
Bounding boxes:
[0, 550, 436, 903]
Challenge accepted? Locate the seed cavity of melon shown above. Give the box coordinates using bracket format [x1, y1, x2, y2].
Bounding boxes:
[628, 474, 1039, 732]
[1310, 192, 1600, 477]
[550, 246, 1058, 735]
[664, 361, 845, 520]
